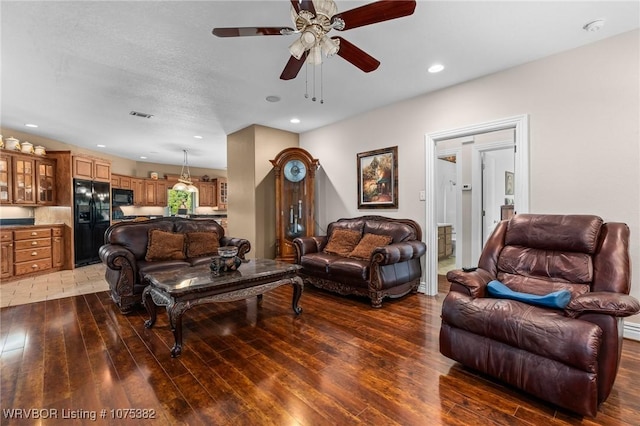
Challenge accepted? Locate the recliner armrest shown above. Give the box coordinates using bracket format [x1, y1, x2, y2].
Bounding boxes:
[99, 244, 137, 271]
[371, 240, 426, 265]
[445, 268, 495, 298]
[564, 292, 640, 318]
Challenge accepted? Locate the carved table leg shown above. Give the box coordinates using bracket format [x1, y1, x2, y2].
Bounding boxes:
[291, 276, 303, 315]
[142, 286, 157, 329]
[167, 301, 185, 358]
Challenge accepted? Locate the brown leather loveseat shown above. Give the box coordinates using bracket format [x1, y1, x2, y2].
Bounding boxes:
[293, 215, 426, 307]
[99, 217, 250, 314]
[440, 214, 640, 417]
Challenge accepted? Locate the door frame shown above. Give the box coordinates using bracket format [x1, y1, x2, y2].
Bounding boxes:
[422, 114, 529, 295]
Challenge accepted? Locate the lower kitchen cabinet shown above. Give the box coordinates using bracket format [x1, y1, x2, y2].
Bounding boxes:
[0, 225, 67, 281]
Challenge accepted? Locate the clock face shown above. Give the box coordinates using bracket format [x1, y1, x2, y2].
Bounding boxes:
[284, 159, 307, 182]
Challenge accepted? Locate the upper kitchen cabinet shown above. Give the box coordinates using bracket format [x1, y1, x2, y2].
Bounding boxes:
[73, 155, 111, 182]
[12, 155, 36, 204]
[36, 158, 56, 205]
[217, 178, 228, 210]
[0, 153, 13, 205]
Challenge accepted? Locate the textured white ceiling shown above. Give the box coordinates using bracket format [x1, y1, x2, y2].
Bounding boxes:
[1, 1, 638, 169]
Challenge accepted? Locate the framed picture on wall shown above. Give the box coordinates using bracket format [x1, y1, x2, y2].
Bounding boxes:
[505, 171, 514, 195]
[357, 146, 398, 209]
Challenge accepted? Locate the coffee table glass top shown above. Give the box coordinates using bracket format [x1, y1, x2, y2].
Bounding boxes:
[143, 258, 301, 294]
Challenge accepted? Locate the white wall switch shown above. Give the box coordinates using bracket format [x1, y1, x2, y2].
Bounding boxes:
[419, 190, 426, 201]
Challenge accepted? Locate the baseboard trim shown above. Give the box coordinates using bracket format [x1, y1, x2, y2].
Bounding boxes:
[624, 321, 640, 341]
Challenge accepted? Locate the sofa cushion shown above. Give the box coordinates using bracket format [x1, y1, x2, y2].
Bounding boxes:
[348, 233, 393, 260]
[324, 228, 362, 257]
[327, 257, 370, 282]
[185, 231, 219, 258]
[300, 252, 340, 276]
[145, 229, 186, 261]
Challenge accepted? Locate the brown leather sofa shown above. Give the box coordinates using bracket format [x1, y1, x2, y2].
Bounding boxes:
[293, 215, 426, 308]
[99, 217, 250, 314]
[440, 214, 640, 417]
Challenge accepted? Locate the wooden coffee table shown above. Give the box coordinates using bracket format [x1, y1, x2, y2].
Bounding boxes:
[142, 258, 303, 357]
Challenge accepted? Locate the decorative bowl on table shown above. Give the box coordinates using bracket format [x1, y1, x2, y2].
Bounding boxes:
[210, 246, 241, 274]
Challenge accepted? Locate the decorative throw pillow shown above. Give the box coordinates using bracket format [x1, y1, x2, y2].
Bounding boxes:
[348, 233, 393, 260]
[487, 280, 571, 309]
[323, 228, 362, 257]
[145, 229, 186, 261]
[185, 231, 220, 258]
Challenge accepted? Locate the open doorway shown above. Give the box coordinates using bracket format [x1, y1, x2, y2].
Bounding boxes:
[423, 115, 529, 296]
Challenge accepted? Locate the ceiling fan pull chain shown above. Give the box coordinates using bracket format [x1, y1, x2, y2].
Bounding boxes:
[304, 62, 309, 99]
[312, 62, 317, 102]
[320, 62, 324, 104]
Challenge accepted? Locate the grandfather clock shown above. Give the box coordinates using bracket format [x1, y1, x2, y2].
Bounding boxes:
[270, 147, 319, 263]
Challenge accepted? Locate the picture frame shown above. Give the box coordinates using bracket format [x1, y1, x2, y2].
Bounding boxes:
[357, 146, 398, 209]
[505, 171, 514, 196]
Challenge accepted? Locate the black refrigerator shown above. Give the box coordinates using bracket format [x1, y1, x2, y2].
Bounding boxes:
[74, 179, 111, 267]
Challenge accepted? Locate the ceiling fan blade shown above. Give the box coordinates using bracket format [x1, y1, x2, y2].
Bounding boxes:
[212, 27, 294, 37]
[333, 37, 380, 73]
[280, 52, 309, 80]
[290, 0, 316, 15]
[332, 0, 416, 30]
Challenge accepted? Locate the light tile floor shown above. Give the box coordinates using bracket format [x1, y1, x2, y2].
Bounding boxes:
[438, 255, 457, 276]
[0, 263, 108, 308]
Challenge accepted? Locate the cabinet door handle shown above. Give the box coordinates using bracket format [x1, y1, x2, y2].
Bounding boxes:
[31, 251, 38, 256]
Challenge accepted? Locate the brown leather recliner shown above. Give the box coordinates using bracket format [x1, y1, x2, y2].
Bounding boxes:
[440, 214, 640, 417]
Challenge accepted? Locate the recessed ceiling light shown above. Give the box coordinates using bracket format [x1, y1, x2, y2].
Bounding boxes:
[194, 135, 203, 139]
[290, 118, 300, 124]
[428, 64, 445, 73]
[583, 19, 605, 32]
[96, 144, 106, 148]
[24, 123, 38, 128]
[266, 95, 281, 103]
[140, 156, 147, 159]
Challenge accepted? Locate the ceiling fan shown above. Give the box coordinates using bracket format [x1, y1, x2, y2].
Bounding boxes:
[212, 0, 417, 80]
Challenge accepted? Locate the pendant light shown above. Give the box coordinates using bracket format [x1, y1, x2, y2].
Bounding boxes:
[172, 149, 198, 192]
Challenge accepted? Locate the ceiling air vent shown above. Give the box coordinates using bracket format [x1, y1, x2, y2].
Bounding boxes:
[129, 111, 153, 118]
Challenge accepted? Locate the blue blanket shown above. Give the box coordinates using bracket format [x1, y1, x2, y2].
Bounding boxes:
[487, 280, 571, 309]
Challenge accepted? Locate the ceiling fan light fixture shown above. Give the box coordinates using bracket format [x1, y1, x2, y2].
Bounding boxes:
[309, 45, 322, 65]
[289, 38, 307, 59]
[320, 35, 339, 56]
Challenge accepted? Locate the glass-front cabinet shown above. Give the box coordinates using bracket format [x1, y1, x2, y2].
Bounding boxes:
[37, 159, 56, 204]
[0, 155, 12, 204]
[12, 156, 36, 204]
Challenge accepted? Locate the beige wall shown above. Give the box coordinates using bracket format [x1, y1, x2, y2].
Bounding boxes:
[300, 30, 640, 324]
[227, 125, 298, 258]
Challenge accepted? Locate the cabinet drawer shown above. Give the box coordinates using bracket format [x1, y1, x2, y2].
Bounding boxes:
[14, 246, 52, 263]
[15, 259, 52, 276]
[0, 232, 11, 242]
[14, 237, 51, 250]
[14, 228, 52, 240]
[52, 227, 63, 237]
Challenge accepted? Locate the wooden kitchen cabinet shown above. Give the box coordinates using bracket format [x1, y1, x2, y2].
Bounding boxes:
[52, 227, 64, 268]
[1, 225, 67, 280]
[111, 174, 132, 190]
[197, 181, 217, 207]
[131, 178, 145, 206]
[12, 156, 36, 204]
[0, 153, 12, 204]
[36, 158, 56, 205]
[1, 231, 13, 279]
[73, 155, 111, 182]
[155, 180, 167, 206]
[217, 178, 228, 210]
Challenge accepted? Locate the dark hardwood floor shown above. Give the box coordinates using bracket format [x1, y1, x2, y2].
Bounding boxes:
[1, 279, 639, 425]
